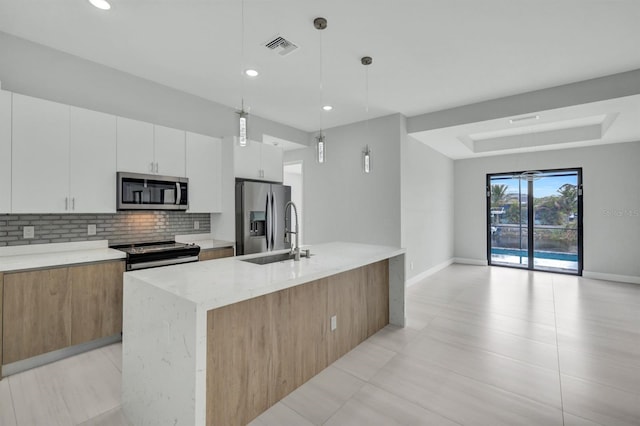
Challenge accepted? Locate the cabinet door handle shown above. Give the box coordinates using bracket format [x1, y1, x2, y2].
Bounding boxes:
[156, 162, 159, 173]
[72, 198, 75, 210]
[65, 197, 68, 211]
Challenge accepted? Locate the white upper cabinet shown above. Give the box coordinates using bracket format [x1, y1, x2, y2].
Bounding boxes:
[234, 139, 284, 182]
[154, 125, 185, 177]
[69, 107, 117, 213]
[0, 91, 11, 213]
[12, 94, 70, 213]
[11, 94, 117, 214]
[116, 118, 186, 177]
[186, 132, 222, 213]
[116, 117, 154, 174]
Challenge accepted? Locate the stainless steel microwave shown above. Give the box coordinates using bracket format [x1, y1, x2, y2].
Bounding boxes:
[117, 172, 188, 210]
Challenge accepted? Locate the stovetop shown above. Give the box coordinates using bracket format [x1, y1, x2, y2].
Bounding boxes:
[111, 240, 199, 255]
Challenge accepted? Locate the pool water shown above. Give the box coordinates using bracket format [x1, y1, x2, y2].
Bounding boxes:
[491, 248, 578, 261]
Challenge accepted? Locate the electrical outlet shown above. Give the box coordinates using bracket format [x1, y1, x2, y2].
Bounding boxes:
[23, 226, 35, 239]
[194, 220, 200, 230]
[330, 315, 337, 331]
[87, 224, 97, 236]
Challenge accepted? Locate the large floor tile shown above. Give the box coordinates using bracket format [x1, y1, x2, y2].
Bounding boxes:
[249, 402, 315, 426]
[559, 347, 640, 395]
[9, 367, 75, 426]
[402, 334, 562, 409]
[561, 374, 640, 426]
[77, 407, 130, 426]
[102, 342, 123, 373]
[324, 384, 460, 426]
[280, 366, 365, 425]
[0, 378, 17, 426]
[370, 354, 563, 426]
[365, 324, 419, 352]
[332, 340, 396, 381]
[420, 315, 559, 370]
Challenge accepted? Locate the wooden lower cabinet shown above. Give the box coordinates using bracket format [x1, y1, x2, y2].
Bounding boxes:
[1, 261, 124, 366]
[3, 267, 72, 364]
[70, 261, 125, 345]
[206, 260, 389, 425]
[198, 247, 234, 261]
[0, 272, 4, 372]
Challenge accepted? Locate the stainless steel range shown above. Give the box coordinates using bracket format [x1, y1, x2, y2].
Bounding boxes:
[112, 241, 201, 271]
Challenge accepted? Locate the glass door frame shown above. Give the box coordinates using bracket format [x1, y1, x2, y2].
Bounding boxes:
[486, 167, 583, 275]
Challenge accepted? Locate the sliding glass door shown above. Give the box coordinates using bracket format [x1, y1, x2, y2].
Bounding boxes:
[487, 168, 582, 274]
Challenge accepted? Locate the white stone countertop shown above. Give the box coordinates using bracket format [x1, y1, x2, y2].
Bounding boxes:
[174, 233, 235, 250]
[0, 240, 126, 273]
[124, 242, 405, 311]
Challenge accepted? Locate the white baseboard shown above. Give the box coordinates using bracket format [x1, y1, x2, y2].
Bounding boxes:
[453, 257, 489, 266]
[582, 271, 640, 285]
[406, 259, 454, 287]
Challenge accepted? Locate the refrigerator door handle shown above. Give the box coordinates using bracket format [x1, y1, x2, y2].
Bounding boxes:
[265, 193, 270, 250]
[271, 192, 276, 249]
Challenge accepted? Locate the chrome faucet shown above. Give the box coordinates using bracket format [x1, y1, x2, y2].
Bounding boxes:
[284, 201, 300, 261]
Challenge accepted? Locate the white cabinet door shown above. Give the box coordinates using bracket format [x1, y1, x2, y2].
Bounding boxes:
[116, 117, 154, 174]
[0, 91, 11, 213]
[186, 132, 222, 213]
[234, 139, 262, 179]
[260, 143, 284, 183]
[12, 94, 70, 213]
[69, 107, 117, 213]
[154, 125, 185, 177]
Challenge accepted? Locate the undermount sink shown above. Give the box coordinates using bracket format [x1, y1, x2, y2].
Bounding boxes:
[241, 251, 311, 265]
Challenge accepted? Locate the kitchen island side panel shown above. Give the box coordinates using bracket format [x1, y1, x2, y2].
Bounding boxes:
[122, 275, 205, 426]
[206, 260, 390, 426]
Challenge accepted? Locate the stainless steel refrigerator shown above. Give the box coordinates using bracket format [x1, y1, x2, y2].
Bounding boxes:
[235, 180, 292, 255]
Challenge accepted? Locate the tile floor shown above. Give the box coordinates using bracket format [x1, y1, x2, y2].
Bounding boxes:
[1, 264, 639, 425]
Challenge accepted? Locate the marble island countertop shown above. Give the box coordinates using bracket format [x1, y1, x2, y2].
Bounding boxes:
[0, 240, 126, 272]
[124, 241, 405, 312]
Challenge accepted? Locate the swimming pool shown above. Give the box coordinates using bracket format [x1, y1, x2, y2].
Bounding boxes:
[491, 248, 578, 261]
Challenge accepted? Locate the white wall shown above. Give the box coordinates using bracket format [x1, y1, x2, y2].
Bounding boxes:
[401, 117, 455, 282]
[284, 114, 402, 247]
[454, 141, 640, 281]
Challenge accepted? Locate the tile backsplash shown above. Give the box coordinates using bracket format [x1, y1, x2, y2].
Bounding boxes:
[0, 211, 211, 246]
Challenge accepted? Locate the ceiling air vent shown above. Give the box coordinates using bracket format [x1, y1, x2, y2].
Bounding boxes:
[264, 35, 299, 56]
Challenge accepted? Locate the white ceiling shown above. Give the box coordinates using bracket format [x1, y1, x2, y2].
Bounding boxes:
[1, 0, 640, 137]
[409, 95, 640, 159]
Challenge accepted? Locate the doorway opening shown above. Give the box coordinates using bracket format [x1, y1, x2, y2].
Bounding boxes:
[487, 168, 583, 274]
[283, 161, 303, 245]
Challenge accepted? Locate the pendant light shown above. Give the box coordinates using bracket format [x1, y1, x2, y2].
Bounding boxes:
[361, 56, 373, 173]
[314, 17, 327, 163]
[237, 0, 249, 147]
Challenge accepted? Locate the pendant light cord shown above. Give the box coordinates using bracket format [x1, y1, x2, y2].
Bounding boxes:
[319, 28, 324, 136]
[240, 0, 245, 111]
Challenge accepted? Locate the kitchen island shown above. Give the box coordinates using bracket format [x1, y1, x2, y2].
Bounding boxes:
[122, 242, 405, 426]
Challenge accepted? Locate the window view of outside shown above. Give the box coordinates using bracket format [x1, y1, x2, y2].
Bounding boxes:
[489, 171, 579, 272]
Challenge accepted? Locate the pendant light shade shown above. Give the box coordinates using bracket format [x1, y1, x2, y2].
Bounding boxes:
[316, 133, 326, 163]
[238, 109, 248, 147]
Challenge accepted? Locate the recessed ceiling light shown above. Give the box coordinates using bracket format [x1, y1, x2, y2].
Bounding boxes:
[322, 105, 333, 111]
[89, 0, 111, 10]
[245, 69, 259, 77]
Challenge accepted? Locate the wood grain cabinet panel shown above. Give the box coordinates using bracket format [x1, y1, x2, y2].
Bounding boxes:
[198, 247, 234, 261]
[206, 261, 389, 425]
[2, 268, 71, 364]
[70, 261, 125, 345]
